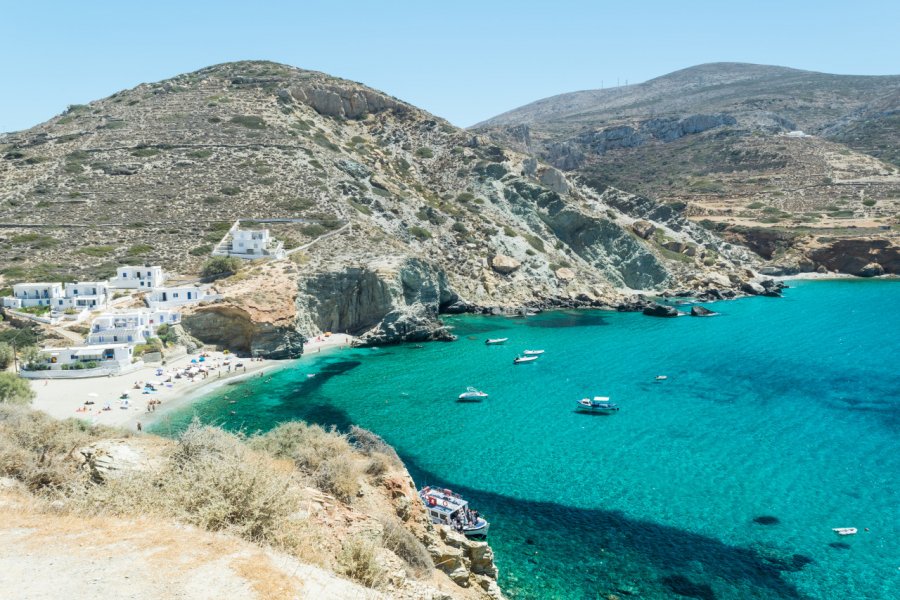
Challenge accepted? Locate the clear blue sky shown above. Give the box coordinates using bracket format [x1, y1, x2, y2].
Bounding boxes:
[2, 0, 898, 133]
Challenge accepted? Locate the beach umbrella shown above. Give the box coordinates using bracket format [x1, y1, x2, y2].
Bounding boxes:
[87, 392, 99, 398]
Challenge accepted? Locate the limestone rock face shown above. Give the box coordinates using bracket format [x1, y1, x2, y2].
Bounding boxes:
[642, 303, 679, 317]
[538, 167, 568, 194]
[690, 305, 716, 317]
[296, 257, 457, 345]
[632, 220, 656, 240]
[289, 82, 408, 120]
[555, 267, 576, 282]
[182, 304, 306, 358]
[740, 281, 766, 296]
[77, 439, 165, 483]
[489, 255, 521, 275]
[810, 238, 899, 275]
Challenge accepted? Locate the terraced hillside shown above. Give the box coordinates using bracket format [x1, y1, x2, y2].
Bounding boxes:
[476, 63, 900, 273]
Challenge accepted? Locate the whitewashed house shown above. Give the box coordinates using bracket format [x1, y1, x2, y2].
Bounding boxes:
[108, 265, 166, 290]
[87, 309, 180, 345]
[2, 283, 65, 308]
[147, 285, 212, 309]
[60, 281, 109, 310]
[23, 343, 136, 377]
[228, 228, 285, 259]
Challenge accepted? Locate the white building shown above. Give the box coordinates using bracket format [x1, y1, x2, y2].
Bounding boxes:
[108, 265, 166, 290]
[226, 228, 284, 259]
[87, 309, 180, 345]
[2, 283, 64, 308]
[147, 285, 212, 309]
[32, 343, 135, 374]
[59, 281, 109, 310]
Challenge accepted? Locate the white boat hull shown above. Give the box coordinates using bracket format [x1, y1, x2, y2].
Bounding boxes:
[463, 519, 490, 537]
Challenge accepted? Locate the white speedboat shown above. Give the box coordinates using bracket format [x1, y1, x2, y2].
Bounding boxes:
[513, 355, 539, 364]
[485, 338, 508, 345]
[523, 349, 544, 355]
[576, 396, 620, 413]
[419, 486, 489, 538]
[655, 375, 668, 381]
[832, 527, 857, 536]
[458, 387, 488, 401]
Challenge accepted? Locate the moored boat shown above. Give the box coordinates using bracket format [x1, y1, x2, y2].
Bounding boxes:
[832, 527, 857, 536]
[513, 355, 539, 364]
[485, 338, 508, 345]
[458, 387, 488, 401]
[576, 396, 619, 413]
[523, 349, 544, 355]
[419, 486, 489, 537]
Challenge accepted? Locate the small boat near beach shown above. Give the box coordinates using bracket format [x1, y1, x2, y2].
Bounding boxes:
[576, 396, 620, 413]
[458, 387, 488, 401]
[832, 527, 858, 536]
[513, 355, 539, 364]
[523, 349, 544, 355]
[655, 375, 668, 381]
[485, 338, 508, 345]
[419, 486, 489, 537]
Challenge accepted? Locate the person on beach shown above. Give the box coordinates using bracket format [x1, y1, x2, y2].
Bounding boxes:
[137, 422, 142, 432]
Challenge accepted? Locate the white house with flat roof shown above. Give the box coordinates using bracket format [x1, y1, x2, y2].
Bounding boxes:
[147, 285, 213, 309]
[21, 343, 137, 378]
[2, 283, 65, 308]
[87, 309, 180, 345]
[220, 228, 285, 259]
[59, 281, 109, 310]
[108, 265, 165, 290]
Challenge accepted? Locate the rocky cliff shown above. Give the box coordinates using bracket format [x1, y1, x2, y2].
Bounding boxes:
[475, 63, 900, 275]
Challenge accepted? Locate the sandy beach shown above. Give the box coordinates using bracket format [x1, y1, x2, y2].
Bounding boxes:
[29, 333, 356, 432]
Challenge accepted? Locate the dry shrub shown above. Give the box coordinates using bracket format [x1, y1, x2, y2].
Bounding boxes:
[251, 422, 362, 502]
[0, 404, 121, 493]
[339, 537, 385, 588]
[77, 421, 298, 547]
[315, 453, 360, 502]
[380, 517, 433, 576]
[349, 426, 401, 466]
[365, 453, 391, 479]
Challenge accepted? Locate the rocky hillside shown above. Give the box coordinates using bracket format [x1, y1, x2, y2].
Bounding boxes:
[475, 63, 900, 275]
[0, 61, 763, 352]
[0, 405, 502, 599]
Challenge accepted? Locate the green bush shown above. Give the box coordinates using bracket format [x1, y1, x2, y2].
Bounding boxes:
[229, 115, 266, 129]
[408, 226, 431, 241]
[414, 147, 434, 159]
[200, 256, 241, 280]
[0, 344, 12, 370]
[0, 373, 34, 405]
[126, 244, 154, 256]
[220, 186, 241, 196]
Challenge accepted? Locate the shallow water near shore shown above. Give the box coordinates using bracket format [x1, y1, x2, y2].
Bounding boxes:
[153, 280, 900, 599]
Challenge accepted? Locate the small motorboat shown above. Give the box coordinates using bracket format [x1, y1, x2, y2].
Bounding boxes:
[655, 375, 668, 381]
[513, 355, 539, 364]
[485, 338, 508, 345]
[576, 396, 620, 413]
[832, 527, 858, 536]
[458, 387, 488, 401]
[523, 350, 544, 355]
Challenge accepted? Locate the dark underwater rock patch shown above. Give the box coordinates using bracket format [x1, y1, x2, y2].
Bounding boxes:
[753, 515, 780, 525]
[661, 574, 717, 600]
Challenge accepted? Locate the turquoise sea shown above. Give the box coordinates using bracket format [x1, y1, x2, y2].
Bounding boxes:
[153, 280, 900, 599]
